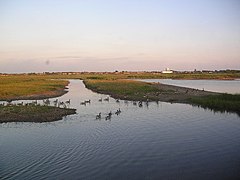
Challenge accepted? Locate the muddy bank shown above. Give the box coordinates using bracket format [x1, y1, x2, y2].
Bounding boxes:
[151, 82, 219, 103]
[0, 105, 76, 123]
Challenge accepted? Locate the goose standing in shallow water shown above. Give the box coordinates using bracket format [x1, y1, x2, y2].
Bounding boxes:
[17, 102, 23, 106]
[43, 99, 50, 106]
[53, 99, 58, 106]
[65, 99, 71, 104]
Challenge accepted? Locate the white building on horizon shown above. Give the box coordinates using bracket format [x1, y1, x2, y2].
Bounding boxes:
[162, 68, 173, 74]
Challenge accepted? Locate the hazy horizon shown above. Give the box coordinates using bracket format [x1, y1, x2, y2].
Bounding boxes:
[1, 0, 240, 73]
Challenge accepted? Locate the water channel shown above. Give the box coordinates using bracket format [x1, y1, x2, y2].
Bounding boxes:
[1, 80, 239, 179]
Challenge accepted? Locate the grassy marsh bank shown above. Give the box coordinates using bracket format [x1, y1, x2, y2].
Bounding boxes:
[84, 79, 218, 102]
[84, 79, 160, 101]
[0, 72, 239, 117]
[0, 71, 239, 101]
[0, 75, 69, 100]
[190, 94, 240, 116]
[0, 105, 76, 123]
[84, 79, 240, 116]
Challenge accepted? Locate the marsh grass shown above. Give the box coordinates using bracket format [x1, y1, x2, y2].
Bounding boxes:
[190, 94, 240, 116]
[0, 75, 68, 100]
[0, 105, 76, 123]
[84, 79, 159, 100]
[37, 71, 240, 81]
[1, 73, 239, 116]
[0, 105, 57, 114]
[85, 79, 240, 116]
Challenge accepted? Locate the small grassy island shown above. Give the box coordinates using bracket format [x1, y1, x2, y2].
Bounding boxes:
[0, 105, 76, 123]
[0, 75, 76, 123]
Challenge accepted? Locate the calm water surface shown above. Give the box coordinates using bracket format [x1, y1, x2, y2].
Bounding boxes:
[1, 80, 240, 180]
[138, 79, 240, 94]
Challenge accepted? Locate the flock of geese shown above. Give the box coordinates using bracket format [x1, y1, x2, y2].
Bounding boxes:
[0, 99, 71, 108]
[0, 96, 154, 121]
[80, 96, 122, 120]
[95, 108, 122, 120]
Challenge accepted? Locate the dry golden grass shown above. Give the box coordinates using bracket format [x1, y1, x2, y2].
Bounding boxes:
[0, 75, 68, 100]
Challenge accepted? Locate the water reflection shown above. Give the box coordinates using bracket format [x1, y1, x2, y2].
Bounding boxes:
[138, 79, 240, 94]
[1, 80, 240, 180]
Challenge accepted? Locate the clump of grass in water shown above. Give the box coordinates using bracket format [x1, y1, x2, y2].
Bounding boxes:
[190, 94, 240, 116]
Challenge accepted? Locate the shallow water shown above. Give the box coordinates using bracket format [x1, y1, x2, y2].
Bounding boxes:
[138, 79, 240, 94]
[1, 80, 240, 180]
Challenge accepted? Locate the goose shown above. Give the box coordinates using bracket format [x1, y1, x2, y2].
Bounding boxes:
[85, 99, 91, 103]
[63, 103, 67, 108]
[17, 102, 23, 106]
[96, 113, 101, 119]
[115, 108, 121, 115]
[43, 99, 50, 105]
[105, 115, 111, 120]
[53, 99, 58, 103]
[146, 100, 149, 106]
[65, 99, 71, 104]
[32, 100, 38, 105]
[58, 101, 65, 108]
[80, 101, 86, 105]
[6, 101, 12, 106]
[53, 99, 58, 106]
[104, 97, 109, 101]
[108, 111, 112, 116]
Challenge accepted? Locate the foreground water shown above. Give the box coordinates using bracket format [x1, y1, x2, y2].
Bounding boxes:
[1, 80, 240, 180]
[138, 79, 240, 94]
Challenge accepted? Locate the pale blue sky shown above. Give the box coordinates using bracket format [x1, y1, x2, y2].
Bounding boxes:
[0, 0, 239, 72]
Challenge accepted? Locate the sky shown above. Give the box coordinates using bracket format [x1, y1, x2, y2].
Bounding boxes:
[0, 0, 240, 73]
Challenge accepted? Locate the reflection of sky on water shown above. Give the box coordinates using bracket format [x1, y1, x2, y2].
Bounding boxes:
[139, 79, 240, 94]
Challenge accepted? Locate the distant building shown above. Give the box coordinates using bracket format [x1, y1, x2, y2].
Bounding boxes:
[162, 68, 173, 74]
